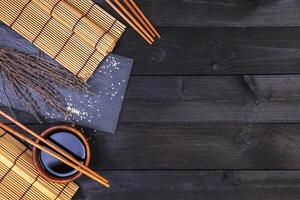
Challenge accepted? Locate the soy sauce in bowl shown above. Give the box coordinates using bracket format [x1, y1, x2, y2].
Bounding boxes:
[39, 131, 86, 178]
[33, 126, 91, 183]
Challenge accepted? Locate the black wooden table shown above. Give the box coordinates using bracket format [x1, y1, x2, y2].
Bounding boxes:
[8, 0, 300, 199]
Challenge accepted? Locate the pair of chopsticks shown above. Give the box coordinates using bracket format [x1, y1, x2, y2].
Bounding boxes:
[106, 0, 160, 44]
[0, 110, 110, 188]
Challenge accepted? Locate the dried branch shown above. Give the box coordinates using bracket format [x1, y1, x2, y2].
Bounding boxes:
[0, 48, 90, 122]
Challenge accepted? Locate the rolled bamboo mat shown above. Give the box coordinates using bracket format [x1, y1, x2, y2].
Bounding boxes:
[0, 0, 126, 81]
[0, 128, 79, 200]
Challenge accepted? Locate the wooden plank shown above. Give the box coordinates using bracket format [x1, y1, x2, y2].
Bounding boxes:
[121, 100, 300, 123]
[15, 123, 300, 170]
[127, 75, 300, 101]
[5, 75, 300, 124]
[89, 123, 300, 170]
[74, 170, 300, 200]
[115, 27, 300, 75]
[121, 75, 300, 123]
[126, 76, 270, 101]
[4, 22, 300, 75]
[96, 0, 300, 27]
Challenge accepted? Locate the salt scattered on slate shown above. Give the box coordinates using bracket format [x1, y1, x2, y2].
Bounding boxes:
[33, 55, 129, 132]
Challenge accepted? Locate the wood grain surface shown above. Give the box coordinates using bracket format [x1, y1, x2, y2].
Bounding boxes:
[74, 170, 300, 200]
[4, 0, 300, 199]
[116, 28, 300, 75]
[95, 0, 300, 27]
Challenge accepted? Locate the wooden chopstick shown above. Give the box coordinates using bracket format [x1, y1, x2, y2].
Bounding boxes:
[0, 123, 110, 188]
[123, 0, 155, 38]
[127, 0, 161, 39]
[106, 0, 153, 44]
[0, 110, 108, 185]
[113, 0, 154, 43]
[0, 110, 110, 188]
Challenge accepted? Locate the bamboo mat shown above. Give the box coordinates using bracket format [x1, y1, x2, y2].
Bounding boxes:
[0, 0, 126, 81]
[0, 127, 79, 200]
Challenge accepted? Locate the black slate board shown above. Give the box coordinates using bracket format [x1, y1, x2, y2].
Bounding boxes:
[0, 24, 133, 133]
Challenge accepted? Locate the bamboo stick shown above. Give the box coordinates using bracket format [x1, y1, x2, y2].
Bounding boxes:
[128, 0, 161, 38]
[106, 0, 152, 44]
[123, 0, 155, 37]
[113, 0, 154, 42]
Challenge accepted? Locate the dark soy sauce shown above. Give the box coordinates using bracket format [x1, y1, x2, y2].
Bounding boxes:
[38, 131, 86, 178]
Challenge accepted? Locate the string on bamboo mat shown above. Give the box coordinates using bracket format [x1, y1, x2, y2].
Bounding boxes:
[0, 48, 89, 122]
[0, 0, 126, 81]
[0, 128, 79, 199]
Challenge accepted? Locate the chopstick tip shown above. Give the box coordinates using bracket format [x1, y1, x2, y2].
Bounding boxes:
[104, 182, 111, 188]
